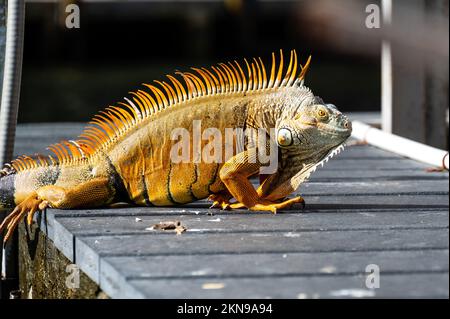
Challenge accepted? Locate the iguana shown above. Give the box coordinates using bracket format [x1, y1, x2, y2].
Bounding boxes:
[0, 50, 351, 243]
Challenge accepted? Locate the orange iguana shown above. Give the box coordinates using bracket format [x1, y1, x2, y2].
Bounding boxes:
[0, 50, 351, 243]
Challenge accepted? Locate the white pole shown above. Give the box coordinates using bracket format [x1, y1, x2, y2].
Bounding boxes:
[381, 0, 393, 133]
[352, 121, 449, 170]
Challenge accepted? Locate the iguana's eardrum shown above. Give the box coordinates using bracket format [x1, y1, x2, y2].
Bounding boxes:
[0, 50, 351, 242]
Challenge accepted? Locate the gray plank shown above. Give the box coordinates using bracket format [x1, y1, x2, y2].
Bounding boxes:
[101, 249, 449, 280]
[332, 148, 402, 159]
[300, 180, 448, 196]
[318, 158, 430, 170]
[48, 206, 450, 219]
[102, 250, 449, 298]
[127, 273, 449, 298]
[250, 179, 449, 195]
[77, 229, 450, 256]
[292, 194, 449, 209]
[54, 210, 449, 236]
[74, 229, 449, 282]
[309, 169, 448, 181]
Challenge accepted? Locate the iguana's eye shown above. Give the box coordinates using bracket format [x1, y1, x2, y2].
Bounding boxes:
[318, 109, 326, 117]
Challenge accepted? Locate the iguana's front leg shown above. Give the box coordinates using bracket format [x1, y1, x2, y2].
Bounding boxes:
[0, 177, 113, 243]
[208, 191, 233, 210]
[219, 150, 303, 213]
[252, 156, 313, 206]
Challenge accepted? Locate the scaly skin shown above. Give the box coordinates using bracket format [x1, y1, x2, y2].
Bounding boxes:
[0, 50, 351, 243]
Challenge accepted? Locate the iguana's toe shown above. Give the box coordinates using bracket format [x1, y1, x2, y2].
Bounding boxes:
[248, 196, 305, 214]
[208, 193, 233, 210]
[0, 192, 47, 245]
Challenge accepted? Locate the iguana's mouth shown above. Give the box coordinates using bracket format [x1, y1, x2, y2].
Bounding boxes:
[318, 123, 351, 137]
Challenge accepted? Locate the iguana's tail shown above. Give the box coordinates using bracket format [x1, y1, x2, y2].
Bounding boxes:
[0, 165, 61, 210]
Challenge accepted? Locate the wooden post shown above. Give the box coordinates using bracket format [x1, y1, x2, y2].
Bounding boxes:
[424, 0, 448, 149]
[381, 0, 448, 149]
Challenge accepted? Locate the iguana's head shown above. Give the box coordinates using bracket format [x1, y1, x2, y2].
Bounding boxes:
[276, 100, 352, 159]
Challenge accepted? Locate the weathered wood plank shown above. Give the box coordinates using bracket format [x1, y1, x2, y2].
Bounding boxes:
[46, 207, 450, 219]
[309, 169, 448, 181]
[289, 195, 449, 209]
[101, 250, 449, 298]
[102, 249, 449, 280]
[54, 210, 449, 236]
[77, 229, 450, 256]
[126, 273, 449, 298]
[331, 147, 402, 159]
[319, 158, 430, 170]
[74, 229, 449, 282]
[300, 180, 448, 196]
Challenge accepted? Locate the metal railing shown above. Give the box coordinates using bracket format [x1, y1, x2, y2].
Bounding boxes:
[0, 0, 25, 299]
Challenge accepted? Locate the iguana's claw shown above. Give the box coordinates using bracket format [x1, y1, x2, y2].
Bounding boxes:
[0, 192, 48, 245]
[208, 193, 232, 210]
[209, 201, 231, 210]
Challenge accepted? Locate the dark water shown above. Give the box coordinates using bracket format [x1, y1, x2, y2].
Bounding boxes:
[19, 1, 380, 123]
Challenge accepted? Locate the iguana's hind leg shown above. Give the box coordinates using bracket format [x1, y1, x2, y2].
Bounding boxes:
[219, 151, 303, 213]
[0, 177, 113, 243]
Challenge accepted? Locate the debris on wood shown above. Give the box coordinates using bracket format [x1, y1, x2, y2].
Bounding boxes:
[202, 282, 225, 290]
[175, 225, 187, 235]
[135, 217, 142, 222]
[147, 220, 187, 235]
[152, 220, 181, 230]
[207, 212, 214, 216]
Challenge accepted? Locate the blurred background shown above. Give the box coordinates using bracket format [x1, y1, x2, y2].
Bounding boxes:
[20, 0, 381, 119]
[7, 0, 450, 148]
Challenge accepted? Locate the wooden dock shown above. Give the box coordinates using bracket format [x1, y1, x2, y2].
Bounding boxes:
[10, 123, 450, 298]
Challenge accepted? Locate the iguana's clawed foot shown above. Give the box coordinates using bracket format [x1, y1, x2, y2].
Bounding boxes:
[208, 193, 233, 210]
[0, 192, 48, 244]
[208, 194, 305, 213]
[247, 196, 305, 214]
